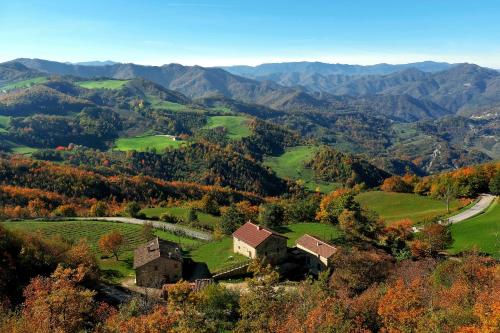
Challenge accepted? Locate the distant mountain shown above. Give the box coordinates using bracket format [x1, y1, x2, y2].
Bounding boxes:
[4, 59, 500, 122]
[222, 61, 455, 77]
[73, 60, 119, 66]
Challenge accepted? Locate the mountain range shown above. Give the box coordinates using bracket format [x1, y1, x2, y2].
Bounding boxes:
[0, 58, 498, 175]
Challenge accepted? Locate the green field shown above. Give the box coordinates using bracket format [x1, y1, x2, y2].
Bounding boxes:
[0, 77, 48, 91]
[263, 146, 340, 193]
[356, 191, 462, 224]
[204, 116, 252, 140]
[449, 199, 499, 258]
[1, 220, 201, 282]
[113, 135, 184, 152]
[0, 115, 10, 133]
[77, 79, 129, 90]
[279, 222, 342, 247]
[1, 140, 38, 155]
[141, 206, 221, 229]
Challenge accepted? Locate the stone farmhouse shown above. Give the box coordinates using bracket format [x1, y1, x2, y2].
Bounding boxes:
[296, 234, 337, 274]
[134, 237, 183, 288]
[232, 221, 288, 264]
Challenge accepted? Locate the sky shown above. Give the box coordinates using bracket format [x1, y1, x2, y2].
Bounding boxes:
[1, 0, 499, 67]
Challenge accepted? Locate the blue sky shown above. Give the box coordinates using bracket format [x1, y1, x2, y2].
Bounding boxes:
[1, 0, 499, 67]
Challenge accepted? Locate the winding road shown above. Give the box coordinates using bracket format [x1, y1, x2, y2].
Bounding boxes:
[446, 194, 496, 224]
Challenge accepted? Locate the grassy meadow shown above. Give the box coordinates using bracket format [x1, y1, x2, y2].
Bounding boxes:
[113, 135, 184, 152]
[356, 191, 462, 224]
[0, 115, 10, 132]
[0, 77, 48, 91]
[204, 115, 252, 140]
[263, 146, 340, 193]
[77, 79, 129, 89]
[449, 199, 499, 258]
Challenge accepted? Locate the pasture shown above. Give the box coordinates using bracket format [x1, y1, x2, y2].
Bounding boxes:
[77, 79, 129, 90]
[204, 115, 252, 140]
[1, 220, 201, 283]
[449, 199, 499, 258]
[355, 191, 462, 224]
[0, 115, 10, 132]
[0, 77, 48, 91]
[263, 146, 340, 193]
[113, 135, 184, 152]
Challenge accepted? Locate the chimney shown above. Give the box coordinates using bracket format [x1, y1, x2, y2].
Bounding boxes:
[257, 225, 261, 230]
[317, 242, 322, 246]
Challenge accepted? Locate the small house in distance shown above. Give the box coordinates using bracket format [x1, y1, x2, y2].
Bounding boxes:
[232, 222, 288, 264]
[134, 237, 183, 288]
[296, 234, 337, 275]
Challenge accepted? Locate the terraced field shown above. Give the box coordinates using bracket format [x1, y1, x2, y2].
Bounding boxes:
[113, 135, 185, 152]
[356, 191, 462, 224]
[449, 199, 499, 258]
[263, 146, 340, 193]
[0, 76, 48, 91]
[2, 220, 201, 282]
[204, 115, 252, 140]
[77, 79, 129, 89]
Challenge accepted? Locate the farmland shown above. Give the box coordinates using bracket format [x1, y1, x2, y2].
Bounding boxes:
[0, 115, 10, 132]
[113, 135, 185, 152]
[77, 79, 129, 89]
[204, 115, 252, 140]
[449, 199, 499, 258]
[263, 146, 340, 193]
[1, 220, 201, 282]
[356, 191, 462, 224]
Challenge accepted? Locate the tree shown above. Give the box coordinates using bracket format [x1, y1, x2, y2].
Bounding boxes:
[98, 231, 124, 260]
[381, 175, 413, 193]
[141, 222, 155, 241]
[414, 223, 452, 256]
[338, 208, 383, 243]
[219, 204, 245, 235]
[316, 189, 360, 224]
[199, 193, 220, 215]
[125, 201, 141, 218]
[258, 203, 284, 228]
[187, 208, 199, 223]
[90, 201, 107, 217]
[431, 175, 457, 214]
[489, 171, 500, 195]
[20, 265, 96, 333]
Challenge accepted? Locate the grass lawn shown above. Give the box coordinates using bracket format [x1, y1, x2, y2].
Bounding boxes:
[113, 135, 184, 152]
[356, 191, 462, 224]
[141, 206, 221, 229]
[204, 115, 252, 140]
[277, 222, 342, 246]
[189, 237, 248, 272]
[1, 220, 202, 283]
[449, 199, 499, 258]
[77, 79, 129, 89]
[0, 77, 48, 91]
[263, 146, 340, 193]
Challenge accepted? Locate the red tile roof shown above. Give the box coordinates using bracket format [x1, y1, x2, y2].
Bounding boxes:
[296, 234, 337, 259]
[232, 222, 287, 248]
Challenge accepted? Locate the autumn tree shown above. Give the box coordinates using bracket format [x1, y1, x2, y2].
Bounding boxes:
[219, 204, 245, 235]
[430, 175, 458, 213]
[90, 201, 107, 217]
[125, 201, 141, 218]
[20, 265, 96, 333]
[141, 222, 155, 241]
[381, 175, 413, 193]
[98, 230, 124, 260]
[489, 171, 500, 195]
[316, 189, 360, 224]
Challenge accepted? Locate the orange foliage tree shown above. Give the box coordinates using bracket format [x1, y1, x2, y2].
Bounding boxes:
[98, 231, 125, 260]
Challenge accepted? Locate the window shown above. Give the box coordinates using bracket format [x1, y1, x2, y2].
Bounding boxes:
[154, 265, 158, 271]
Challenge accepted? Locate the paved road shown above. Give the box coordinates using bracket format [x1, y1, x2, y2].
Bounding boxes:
[73, 217, 213, 241]
[447, 194, 496, 224]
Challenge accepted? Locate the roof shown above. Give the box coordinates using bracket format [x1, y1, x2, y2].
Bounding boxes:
[296, 234, 337, 259]
[232, 221, 287, 248]
[133, 237, 182, 269]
